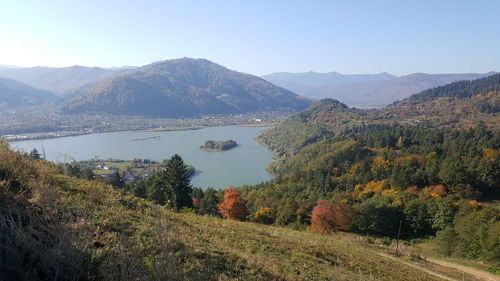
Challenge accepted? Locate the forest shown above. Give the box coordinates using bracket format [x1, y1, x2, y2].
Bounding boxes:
[114, 125, 500, 266]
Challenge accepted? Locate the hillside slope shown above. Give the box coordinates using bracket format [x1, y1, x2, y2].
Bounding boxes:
[0, 65, 132, 95]
[60, 58, 311, 118]
[0, 141, 459, 281]
[0, 77, 56, 108]
[260, 73, 500, 156]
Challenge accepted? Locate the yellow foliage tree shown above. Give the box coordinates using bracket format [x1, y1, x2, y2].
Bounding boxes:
[370, 156, 389, 172]
[356, 180, 385, 198]
[253, 207, 274, 224]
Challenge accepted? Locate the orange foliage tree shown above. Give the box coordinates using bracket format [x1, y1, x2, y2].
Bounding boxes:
[217, 187, 247, 221]
[310, 200, 352, 234]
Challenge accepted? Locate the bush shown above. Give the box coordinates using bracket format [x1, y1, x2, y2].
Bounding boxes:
[253, 207, 274, 224]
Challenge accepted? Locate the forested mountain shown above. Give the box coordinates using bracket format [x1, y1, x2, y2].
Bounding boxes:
[241, 73, 500, 265]
[260, 73, 500, 156]
[60, 58, 311, 117]
[403, 72, 500, 103]
[0, 65, 133, 95]
[263, 71, 494, 108]
[0, 77, 56, 108]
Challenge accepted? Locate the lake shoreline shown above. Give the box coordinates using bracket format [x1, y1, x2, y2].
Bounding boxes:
[11, 126, 275, 188]
[3, 123, 276, 143]
[3, 126, 206, 143]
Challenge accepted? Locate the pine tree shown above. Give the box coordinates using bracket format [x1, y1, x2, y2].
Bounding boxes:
[164, 154, 193, 210]
[109, 171, 124, 188]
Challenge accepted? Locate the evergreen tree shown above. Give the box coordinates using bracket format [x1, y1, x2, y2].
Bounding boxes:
[109, 171, 124, 188]
[198, 188, 220, 215]
[28, 148, 42, 160]
[164, 154, 193, 210]
[147, 173, 168, 205]
[132, 181, 147, 198]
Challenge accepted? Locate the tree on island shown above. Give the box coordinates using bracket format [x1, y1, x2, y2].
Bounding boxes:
[200, 140, 237, 151]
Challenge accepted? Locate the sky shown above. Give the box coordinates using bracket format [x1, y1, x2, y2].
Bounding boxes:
[0, 0, 499, 76]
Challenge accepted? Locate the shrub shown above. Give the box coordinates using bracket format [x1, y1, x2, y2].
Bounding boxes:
[253, 207, 274, 224]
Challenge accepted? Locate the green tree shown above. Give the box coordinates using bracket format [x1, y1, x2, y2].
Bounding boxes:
[108, 171, 124, 188]
[147, 172, 170, 205]
[198, 188, 220, 215]
[164, 154, 193, 210]
[132, 181, 147, 198]
[28, 148, 42, 160]
[439, 154, 471, 195]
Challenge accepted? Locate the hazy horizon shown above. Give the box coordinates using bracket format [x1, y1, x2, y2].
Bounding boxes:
[0, 59, 497, 78]
[1, 0, 499, 76]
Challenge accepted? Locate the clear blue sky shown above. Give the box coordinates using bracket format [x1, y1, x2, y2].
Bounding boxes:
[0, 0, 499, 75]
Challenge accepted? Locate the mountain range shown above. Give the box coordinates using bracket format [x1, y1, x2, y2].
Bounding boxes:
[260, 73, 500, 155]
[262, 71, 495, 108]
[0, 65, 133, 95]
[59, 58, 311, 117]
[0, 77, 56, 108]
[1, 59, 497, 117]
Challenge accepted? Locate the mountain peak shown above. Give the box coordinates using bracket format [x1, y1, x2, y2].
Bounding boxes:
[60, 59, 312, 118]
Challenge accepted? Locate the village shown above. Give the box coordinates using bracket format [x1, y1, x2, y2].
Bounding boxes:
[79, 158, 195, 185]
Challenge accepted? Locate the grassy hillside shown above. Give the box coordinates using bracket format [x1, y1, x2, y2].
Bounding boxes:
[1, 140, 482, 281]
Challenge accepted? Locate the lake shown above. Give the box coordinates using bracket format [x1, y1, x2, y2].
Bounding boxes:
[10, 126, 275, 189]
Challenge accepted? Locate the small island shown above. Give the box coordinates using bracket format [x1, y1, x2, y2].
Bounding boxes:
[200, 140, 237, 151]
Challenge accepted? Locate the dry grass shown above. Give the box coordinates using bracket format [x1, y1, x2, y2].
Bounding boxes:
[0, 141, 472, 280]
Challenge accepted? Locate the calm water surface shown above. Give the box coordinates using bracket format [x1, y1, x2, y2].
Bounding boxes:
[10, 126, 274, 188]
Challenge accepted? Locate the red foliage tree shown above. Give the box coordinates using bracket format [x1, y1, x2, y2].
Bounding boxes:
[217, 187, 247, 221]
[310, 200, 352, 234]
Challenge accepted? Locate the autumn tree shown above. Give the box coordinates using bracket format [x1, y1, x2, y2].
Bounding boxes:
[217, 187, 247, 221]
[370, 156, 389, 179]
[253, 207, 274, 224]
[310, 200, 352, 234]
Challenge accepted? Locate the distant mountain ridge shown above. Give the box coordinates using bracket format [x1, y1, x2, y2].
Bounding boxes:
[0, 65, 134, 95]
[60, 58, 311, 117]
[262, 71, 495, 108]
[259, 73, 500, 155]
[261, 71, 397, 99]
[0, 77, 56, 108]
